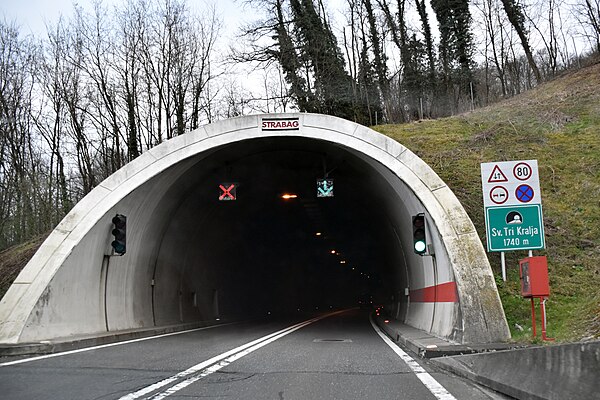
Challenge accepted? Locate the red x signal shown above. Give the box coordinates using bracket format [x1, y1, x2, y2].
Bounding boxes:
[219, 183, 236, 201]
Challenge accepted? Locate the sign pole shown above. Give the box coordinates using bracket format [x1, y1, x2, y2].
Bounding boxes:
[500, 251, 506, 281]
[531, 298, 537, 338]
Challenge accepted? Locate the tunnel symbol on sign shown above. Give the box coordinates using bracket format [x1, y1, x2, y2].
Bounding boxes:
[506, 211, 523, 224]
[219, 183, 237, 201]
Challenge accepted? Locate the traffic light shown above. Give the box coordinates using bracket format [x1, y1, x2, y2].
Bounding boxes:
[412, 214, 426, 255]
[111, 214, 126, 255]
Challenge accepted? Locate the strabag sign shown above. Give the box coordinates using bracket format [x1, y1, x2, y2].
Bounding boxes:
[261, 117, 300, 131]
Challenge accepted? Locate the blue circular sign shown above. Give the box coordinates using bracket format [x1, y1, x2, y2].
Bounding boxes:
[515, 184, 534, 203]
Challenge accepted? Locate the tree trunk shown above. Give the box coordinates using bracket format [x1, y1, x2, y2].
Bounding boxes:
[500, 0, 542, 82]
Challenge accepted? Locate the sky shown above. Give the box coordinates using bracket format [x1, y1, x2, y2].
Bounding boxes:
[0, 0, 348, 38]
[0, 0, 249, 38]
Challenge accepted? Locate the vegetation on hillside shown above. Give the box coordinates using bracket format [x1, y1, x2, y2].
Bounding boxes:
[0, 235, 45, 300]
[374, 60, 600, 342]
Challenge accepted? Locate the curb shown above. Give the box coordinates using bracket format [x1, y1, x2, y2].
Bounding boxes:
[373, 313, 521, 358]
[0, 321, 225, 357]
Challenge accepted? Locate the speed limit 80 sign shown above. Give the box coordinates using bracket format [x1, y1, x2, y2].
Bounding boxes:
[513, 162, 533, 180]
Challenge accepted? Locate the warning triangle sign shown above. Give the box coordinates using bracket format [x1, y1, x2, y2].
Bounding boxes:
[488, 165, 508, 183]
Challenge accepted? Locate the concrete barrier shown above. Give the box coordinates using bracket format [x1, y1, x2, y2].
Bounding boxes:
[432, 340, 600, 400]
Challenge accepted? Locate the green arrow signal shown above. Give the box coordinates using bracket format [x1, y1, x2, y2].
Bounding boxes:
[317, 179, 334, 197]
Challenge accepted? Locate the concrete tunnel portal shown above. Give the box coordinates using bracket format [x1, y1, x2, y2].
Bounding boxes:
[0, 114, 510, 345]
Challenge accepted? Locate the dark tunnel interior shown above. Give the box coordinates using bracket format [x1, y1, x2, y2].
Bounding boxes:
[151, 137, 405, 323]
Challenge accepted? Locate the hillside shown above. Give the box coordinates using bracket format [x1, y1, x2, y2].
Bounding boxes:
[0, 235, 45, 300]
[374, 60, 600, 341]
[1, 61, 598, 342]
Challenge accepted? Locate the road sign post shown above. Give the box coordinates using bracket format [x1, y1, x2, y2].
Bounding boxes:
[481, 160, 546, 280]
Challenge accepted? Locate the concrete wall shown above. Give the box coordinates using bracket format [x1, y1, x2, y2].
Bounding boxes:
[0, 113, 510, 344]
[433, 341, 600, 400]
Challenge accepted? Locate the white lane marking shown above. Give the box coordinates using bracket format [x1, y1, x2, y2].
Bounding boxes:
[146, 318, 320, 400]
[0, 323, 236, 368]
[370, 316, 457, 400]
[118, 318, 316, 400]
[120, 312, 344, 400]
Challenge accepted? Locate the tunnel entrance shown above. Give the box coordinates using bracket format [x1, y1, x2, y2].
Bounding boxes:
[150, 137, 401, 325]
[0, 113, 510, 345]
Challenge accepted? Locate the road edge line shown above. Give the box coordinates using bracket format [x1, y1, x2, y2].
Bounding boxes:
[369, 315, 457, 400]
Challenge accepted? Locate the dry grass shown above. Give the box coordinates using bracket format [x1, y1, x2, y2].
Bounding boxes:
[374, 60, 600, 342]
[0, 235, 45, 299]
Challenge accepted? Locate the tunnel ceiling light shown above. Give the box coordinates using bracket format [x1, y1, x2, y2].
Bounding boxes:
[281, 193, 298, 199]
[330, 250, 336, 254]
[315, 232, 322, 236]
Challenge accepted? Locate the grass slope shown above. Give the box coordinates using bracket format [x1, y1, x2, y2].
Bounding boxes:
[0, 235, 45, 300]
[374, 61, 600, 342]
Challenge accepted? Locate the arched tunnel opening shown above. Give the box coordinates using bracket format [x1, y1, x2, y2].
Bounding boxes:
[0, 114, 509, 345]
[148, 137, 405, 325]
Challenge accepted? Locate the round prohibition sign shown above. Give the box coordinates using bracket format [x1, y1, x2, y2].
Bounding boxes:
[490, 186, 509, 204]
[515, 184, 534, 203]
[513, 162, 533, 181]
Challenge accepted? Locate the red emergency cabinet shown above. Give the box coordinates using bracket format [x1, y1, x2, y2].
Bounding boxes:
[519, 256, 550, 298]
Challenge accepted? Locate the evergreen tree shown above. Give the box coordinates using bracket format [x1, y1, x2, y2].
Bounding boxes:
[289, 0, 358, 121]
[362, 0, 389, 121]
[272, 0, 313, 111]
[356, 24, 383, 125]
[430, 0, 475, 111]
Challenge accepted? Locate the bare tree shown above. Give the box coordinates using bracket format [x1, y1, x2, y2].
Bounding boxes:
[0, 21, 41, 246]
[500, 0, 543, 82]
[71, 3, 126, 177]
[476, 0, 508, 97]
[572, 0, 600, 52]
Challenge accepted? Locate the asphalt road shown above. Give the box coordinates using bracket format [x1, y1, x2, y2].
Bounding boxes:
[0, 309, 506, 399]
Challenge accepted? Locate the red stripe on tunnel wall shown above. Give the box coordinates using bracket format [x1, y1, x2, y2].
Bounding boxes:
[409, 282, 458, 303]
